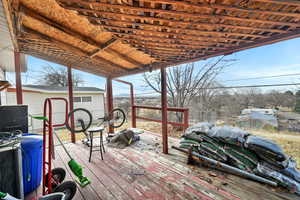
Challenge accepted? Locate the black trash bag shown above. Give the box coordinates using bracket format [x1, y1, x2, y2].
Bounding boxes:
[245, 135, 287, 162]
[224, 144, 259, 172]
[281, 158, 300, 183]
[258, 156, 289, 170]
[256, 162, 300, 195]
[207, 126, 250, 146]
[184, 122, 214, 135]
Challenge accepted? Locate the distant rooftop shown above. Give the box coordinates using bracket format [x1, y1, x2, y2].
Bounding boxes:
[9, 85, 104, 93]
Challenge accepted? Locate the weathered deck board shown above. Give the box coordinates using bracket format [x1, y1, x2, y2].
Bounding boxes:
[71, 144, 171, 200]
[55, 145, 101, 200]
[25, 131, 299, 200]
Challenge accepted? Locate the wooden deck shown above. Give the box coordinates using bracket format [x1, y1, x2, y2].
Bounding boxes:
[26, 131, 298, 200]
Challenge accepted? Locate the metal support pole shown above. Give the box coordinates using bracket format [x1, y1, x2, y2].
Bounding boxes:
[114, 79, 136, 128]
[130, 83, 136, 128]
[183, 109, 189, 131]
[161, 67, 168, 154]
[67, 66, 76, 143]
[106, 77, 114, 133]
[14, 51, 23, 104]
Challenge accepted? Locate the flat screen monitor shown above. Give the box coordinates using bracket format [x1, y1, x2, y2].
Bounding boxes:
[0, 105, 28, 134]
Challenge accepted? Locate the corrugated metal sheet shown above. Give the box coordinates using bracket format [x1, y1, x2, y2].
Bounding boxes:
[0, 1, 27, 72]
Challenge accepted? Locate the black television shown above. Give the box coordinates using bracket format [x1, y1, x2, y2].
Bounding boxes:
[0, 105, 28, 134]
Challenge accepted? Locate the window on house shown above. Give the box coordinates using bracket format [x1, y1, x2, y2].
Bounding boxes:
[82, 96, 92, 102]
[74, 97, 81, 103]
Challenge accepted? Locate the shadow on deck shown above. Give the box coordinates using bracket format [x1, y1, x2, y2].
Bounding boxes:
[26, 131, 298, 200]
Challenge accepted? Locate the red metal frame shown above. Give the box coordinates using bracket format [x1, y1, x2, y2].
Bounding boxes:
[67, 66, 76, 143]
[42, 97, 69, 195]
[133, 105, 189, 129]
[161, 67, 168, 154]
[114, 79, 136, 128]
[114, 78, 189, 154]
[106, 78, 114, 133]
[14, 51, 23, 105]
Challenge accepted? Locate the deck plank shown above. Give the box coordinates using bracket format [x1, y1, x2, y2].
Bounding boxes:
[55, 145, 101, 200]
[77, 144, 181, 200]
[127, 147, 240, 200]
[57, 145, 117, 200]
[68, 143, 144, 200]
[115, 148, 223, 200]
[73, 144, 171, 200]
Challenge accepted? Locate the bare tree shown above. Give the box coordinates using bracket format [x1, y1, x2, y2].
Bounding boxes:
[37, 64, 84, 86]
[266, 90, 296, 109]
[143, 56, 234, 122]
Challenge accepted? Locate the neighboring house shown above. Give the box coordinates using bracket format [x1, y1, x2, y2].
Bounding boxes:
[238, 108, 278, 129]
[0, 0, 27, 105]
[6, 85, 105, 131]
[241, 108, 277, 116]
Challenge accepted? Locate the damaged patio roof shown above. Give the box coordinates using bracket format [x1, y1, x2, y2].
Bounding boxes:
[2, 0, 300, 78]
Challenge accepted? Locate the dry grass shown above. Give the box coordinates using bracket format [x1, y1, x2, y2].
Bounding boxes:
[249, 129, 300, 167]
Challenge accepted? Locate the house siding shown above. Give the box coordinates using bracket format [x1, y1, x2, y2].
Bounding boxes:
[6, 91, 104, 131]
[0, 68, 7, 105]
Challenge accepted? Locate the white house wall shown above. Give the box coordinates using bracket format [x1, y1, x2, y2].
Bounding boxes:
[6, 91, 104, 132]
[0, 68, 7, 105]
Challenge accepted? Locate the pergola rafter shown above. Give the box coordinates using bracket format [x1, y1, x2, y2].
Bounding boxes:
[2, 0, 300, 78]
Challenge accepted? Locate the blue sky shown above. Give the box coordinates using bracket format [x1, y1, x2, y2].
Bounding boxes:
[7, 37, 300, 95]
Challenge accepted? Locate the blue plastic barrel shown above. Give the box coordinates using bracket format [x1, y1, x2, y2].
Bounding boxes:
[21, 134, 43, 194]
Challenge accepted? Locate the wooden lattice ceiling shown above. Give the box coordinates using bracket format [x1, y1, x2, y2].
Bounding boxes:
[3, 0, 300, 78]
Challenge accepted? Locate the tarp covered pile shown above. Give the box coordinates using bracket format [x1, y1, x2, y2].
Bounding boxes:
[180, 122, 300, 195]
[107, 129, 142, 148]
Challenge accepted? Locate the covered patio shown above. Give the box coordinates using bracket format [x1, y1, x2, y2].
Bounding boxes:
[2, 0, 300, 199]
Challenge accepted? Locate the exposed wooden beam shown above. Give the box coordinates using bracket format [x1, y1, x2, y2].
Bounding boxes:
[2, 0, 19, 51]
[21, 6, 144, 68]
[112, 27, 300, 77]
[117, 33, 245, 46]
[0, 81, 11, 91]
[141, 50, 204, 58]
[78, 10, 287, 34]
[89, 38, 116, 58]
[129, 40, 226, 50]
[21, 6, 108, 49]
[132, 44, 218, 54]
[100, 24, 250, 43]
[137, 48, 207, 57]
[92, 18, 268, 39]
[58, 0, 299, 27]
[130, 42, 226, 52]
[145, 0, 300, 18]
[21, 27, 129, 73]
[140, 50, 201, 56]
[122, 36, 232, 46]
[19, 48, 110, 76]
[253, 0, 300, 6]
[169, 28, 300, 66]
